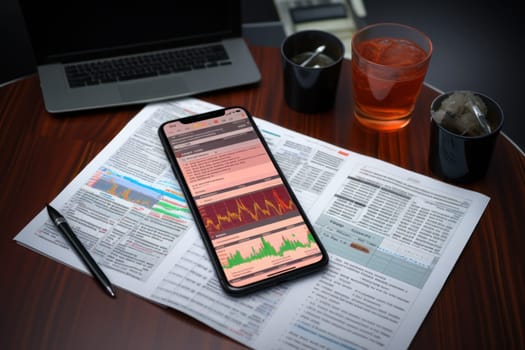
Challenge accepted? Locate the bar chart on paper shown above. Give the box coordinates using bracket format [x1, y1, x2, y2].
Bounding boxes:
[88, 167, 192, 220]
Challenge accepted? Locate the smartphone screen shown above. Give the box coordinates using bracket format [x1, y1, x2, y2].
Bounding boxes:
[159, 107, 328, 294]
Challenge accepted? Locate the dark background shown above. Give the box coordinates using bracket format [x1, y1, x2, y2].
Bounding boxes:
[2, 0, 524, 151]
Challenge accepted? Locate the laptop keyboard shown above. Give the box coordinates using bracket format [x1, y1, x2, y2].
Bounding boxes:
[65, 44, 231, 88]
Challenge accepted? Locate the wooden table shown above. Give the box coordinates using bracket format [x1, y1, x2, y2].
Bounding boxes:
[1, 46, 524, 349]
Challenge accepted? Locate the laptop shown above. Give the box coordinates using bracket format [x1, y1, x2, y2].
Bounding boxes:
[18, 0, 261, 113]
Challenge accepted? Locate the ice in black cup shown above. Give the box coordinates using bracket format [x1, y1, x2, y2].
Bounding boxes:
[429, 91, 504, 183]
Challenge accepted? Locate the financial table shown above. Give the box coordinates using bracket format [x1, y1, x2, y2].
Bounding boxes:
[0, 46, 524, 349]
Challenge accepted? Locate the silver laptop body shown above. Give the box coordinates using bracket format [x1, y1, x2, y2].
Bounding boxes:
[18, 0, 261, 113]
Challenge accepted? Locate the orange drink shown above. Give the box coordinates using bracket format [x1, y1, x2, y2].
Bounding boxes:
[351, 23, 432, 131]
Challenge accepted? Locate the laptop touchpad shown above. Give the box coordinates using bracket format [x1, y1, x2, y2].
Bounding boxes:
[118, 77, 189, 102]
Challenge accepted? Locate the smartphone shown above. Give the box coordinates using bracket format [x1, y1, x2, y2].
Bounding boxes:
[158, 106, 328, 295]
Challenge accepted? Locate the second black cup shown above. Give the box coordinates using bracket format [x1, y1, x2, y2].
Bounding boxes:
[428, 91, 504, 183]
[281, 30, 344, 113]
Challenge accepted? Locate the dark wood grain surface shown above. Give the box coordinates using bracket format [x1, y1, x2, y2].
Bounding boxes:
[1, 46, 523, 349]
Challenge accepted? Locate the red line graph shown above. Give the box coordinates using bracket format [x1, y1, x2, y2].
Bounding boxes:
[199, 185, 297, 237]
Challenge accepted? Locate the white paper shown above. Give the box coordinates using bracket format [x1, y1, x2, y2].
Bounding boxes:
[14, 98, 489, 349]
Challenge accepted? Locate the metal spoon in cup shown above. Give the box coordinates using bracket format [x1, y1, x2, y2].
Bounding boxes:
[466, 98, 492, 134]
[300, 45, 326, 67]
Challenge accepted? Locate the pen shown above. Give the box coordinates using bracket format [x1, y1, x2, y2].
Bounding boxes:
[46, 204, 116, 298]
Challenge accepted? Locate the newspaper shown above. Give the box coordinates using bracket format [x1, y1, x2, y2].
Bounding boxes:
[14, 98, 489, 349]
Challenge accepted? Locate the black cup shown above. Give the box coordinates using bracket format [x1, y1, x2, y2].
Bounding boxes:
[428, 91, 504, 183]
[281, 30, 344, 113]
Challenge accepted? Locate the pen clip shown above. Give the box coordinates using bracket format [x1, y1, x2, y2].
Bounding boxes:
[54, 217, 67, 226]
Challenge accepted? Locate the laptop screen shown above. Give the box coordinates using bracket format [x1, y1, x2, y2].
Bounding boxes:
[19, 0, 241, 64]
